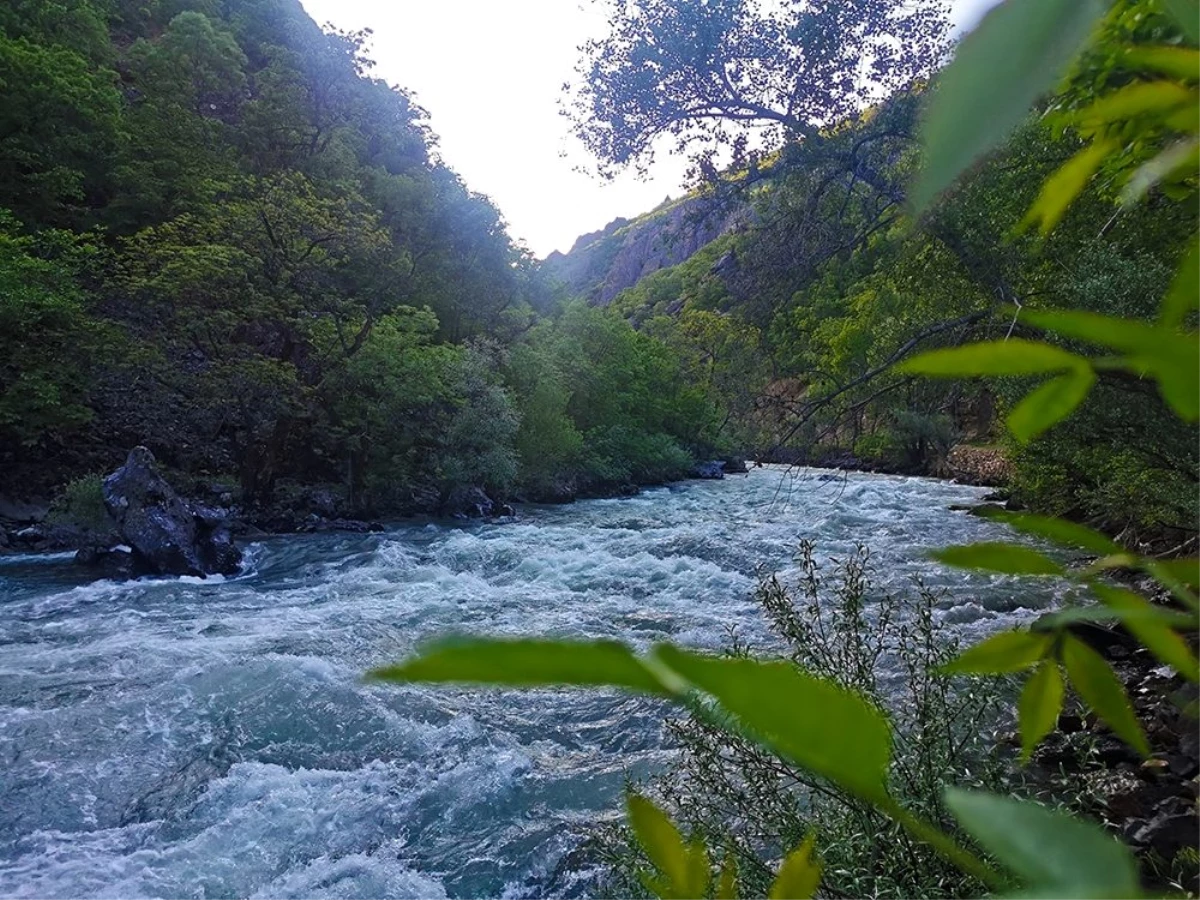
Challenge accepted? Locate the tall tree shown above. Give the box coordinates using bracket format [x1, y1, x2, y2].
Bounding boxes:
[567, 0, 949, 178]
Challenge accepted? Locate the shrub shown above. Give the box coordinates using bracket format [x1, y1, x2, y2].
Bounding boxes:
[47, 473, 110, 531]
[595, 542, 1009, 899]
[582, 426, 694, 488]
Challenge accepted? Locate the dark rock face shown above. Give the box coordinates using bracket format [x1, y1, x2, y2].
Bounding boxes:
[103, 447, 242, 577]
[192, 503, 243, 574]
[722, 457, 749, 474]
[692, 460, 726, 479]
[10, 522, 97, 553]
[0, 495, 49, 523]
[406, 483, 441, 516]
[442, 485, 495, 519]
[74, 545, 144, 580]
[542, 197, 747, 306]
[302, 486, 344, 518]
[521, 476, 578, 505]
[296, 515, 384, 534]
[815, 450, 865, 471]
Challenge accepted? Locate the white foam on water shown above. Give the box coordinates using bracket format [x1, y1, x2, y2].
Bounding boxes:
[0, 551, 78, 565]
[0, 466, 1070, 898]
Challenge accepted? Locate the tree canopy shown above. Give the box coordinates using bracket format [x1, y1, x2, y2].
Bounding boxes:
[566, 0, 949, 177]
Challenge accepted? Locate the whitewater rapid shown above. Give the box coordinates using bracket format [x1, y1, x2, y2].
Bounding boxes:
[0, 467, 1070, 898]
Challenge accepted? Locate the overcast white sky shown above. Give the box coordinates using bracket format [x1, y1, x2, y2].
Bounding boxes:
[299, 0, 998, 259]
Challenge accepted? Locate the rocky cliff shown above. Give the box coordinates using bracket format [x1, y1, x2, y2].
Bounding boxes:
[542, 193, 747, 305]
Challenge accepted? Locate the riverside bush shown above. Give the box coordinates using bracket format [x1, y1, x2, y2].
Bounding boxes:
[595, 543, 1008, 899]
[47, 473, 109, 532]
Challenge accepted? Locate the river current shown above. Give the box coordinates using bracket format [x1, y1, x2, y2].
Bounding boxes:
[0, 466, 1069, 899]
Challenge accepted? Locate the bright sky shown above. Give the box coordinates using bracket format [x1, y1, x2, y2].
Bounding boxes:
[299, 0, 999, 259]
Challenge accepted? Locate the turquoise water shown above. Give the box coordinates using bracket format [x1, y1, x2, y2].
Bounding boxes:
[0, 467, 1067, 898]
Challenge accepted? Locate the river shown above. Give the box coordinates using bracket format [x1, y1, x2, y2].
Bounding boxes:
[0, 466, 1068, 899]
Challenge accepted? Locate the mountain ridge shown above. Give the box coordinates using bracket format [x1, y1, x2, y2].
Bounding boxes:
[542, 190, 748, 305]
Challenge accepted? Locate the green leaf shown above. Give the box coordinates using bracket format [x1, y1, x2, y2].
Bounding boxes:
[1092, 584, 1199, 681]
[716, 851, 738, 900]
[1155, 358, 1200, 422]
[768, 834, 821, 900]
[1161, 234, 1199, 328]
[1020, 309, 1199, 420]
[931, 542, 1065, 575]
[1020, 139, 1116, 234]
[1006, 367, 1096, 443]
[1122, 138, 1200, 206]
[1120, 46, 1200, 82]
[911, 0, 1107, 211]
[627, 793, 692, 897]
[1148, 556, 1200, 587]
[1144, 560, 1200, 615]
[367, 637, 671, 695]
[943, 630, 1053, 674]
[900, 339, 1086, 376]
[652, 645, 893, 803]
[1020, 308, 1165, 355]
[1062, 635, 1150, 756]
[1162, 0, 1200, 43]
[976, 510, 1121, 555]
[1018, 660, 1064, 761]
[1033, 602, 1195, 631]
[945, 789, 1140, 894]
[1078, 552, 1143, 575]
[1073, 81, 1195, 128]
[684, 839, 711, 899]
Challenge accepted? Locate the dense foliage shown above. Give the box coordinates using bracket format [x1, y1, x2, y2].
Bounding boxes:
[566, 0, 949, 180]
[591, 2, 1198, 544]
[0, 0, 719, 515]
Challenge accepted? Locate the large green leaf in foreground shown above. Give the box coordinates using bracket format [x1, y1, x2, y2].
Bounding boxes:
[367, 637, 671, 694]
[945, 789, 1140, 896]
[371, 638, 894, 803]
[911, 0, 1107, 211]
[655, 645, 893, 803]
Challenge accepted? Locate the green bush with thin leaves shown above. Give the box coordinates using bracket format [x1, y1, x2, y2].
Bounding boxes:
[370, 1, 1198, 896]
[596, 544, 1009, 899]
[46, 473, 111, 533]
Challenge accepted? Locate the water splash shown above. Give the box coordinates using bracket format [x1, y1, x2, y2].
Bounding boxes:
[0, 467, 1068, 898]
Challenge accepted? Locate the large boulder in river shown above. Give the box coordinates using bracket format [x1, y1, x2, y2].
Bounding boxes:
[691, 460, 726, 479]
[102, 447, 242, 577]
[442, 485, 495, 518]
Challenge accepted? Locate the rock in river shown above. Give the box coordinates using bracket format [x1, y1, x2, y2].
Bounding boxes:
[102, 447, 242, 577]
[691, 460, 726, 479]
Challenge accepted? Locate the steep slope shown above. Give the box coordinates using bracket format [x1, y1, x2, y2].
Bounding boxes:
[542, 192, 746, 305]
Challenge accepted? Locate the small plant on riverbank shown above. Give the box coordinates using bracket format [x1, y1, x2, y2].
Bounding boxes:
[47, 474, 109, 532]
[596, 543, 1010, 899]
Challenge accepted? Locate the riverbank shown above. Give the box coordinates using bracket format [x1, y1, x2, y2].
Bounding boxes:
[751, 440, 1013, 488]
[1022, 576, 1199, 894]
[0, 452, 752, 568]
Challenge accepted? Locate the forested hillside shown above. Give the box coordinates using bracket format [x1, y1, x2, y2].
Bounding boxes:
[5, 0, 1196, 549]
[548, 2, 1198, 546]
[0, 0, 723, 523]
